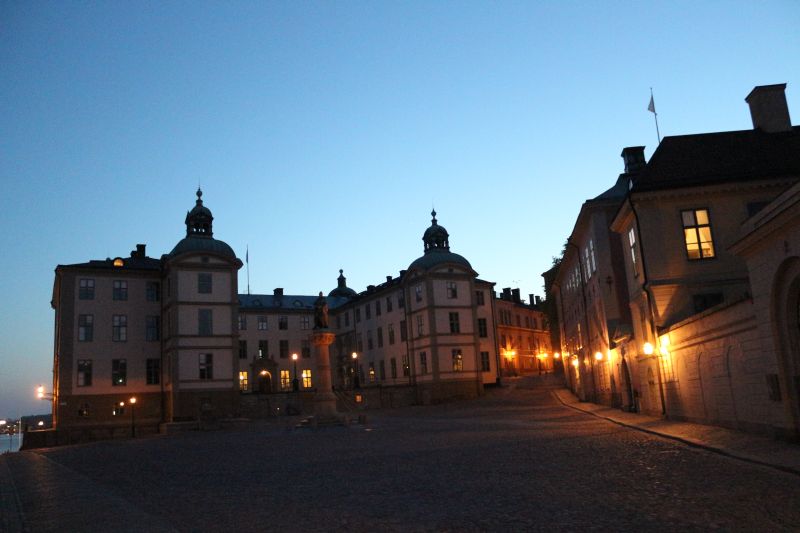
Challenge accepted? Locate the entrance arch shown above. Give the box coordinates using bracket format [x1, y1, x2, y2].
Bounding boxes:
[258, 371, 273, 394]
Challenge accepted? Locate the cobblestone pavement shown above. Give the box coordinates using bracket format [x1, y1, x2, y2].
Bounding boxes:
[3, 375, 800, 532]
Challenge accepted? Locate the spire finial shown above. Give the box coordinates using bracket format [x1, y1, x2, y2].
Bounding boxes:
[431, 209, 437, 224]
[196, 187, 203, 205]
[339, 269, 344, 275]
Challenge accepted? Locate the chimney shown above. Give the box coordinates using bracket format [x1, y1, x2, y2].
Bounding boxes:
[621, 147, 646, 174]
[386, 276, 393, 283]
[367, 285, 375, 292]
[502, 287, 511, 300]
[273, 288, 283, 297]
[511, 288, 521, 303]
[535, 296, 542, 306]
[529, 294, 535, 306]
[746, 84, 791, 132]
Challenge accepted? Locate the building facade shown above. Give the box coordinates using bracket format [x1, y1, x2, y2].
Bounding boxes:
[494, 288, 553, 375]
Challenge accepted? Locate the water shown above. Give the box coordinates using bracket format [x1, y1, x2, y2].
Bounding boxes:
[0, 434, 22, 453]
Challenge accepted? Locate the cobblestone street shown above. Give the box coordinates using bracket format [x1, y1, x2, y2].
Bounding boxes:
[4, 376, 800, 532]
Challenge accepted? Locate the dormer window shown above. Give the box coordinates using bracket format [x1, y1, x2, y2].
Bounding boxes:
[113, 258, 124, 267]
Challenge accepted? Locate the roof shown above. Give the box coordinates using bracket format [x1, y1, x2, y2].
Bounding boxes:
[408, 249, 473, 272]
[632, 126, 800, 192]
[238, 293, 351, 310]
[58, 256, 161, 271]
[168, 236, 237, 259]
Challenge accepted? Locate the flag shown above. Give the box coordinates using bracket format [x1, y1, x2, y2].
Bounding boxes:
[648, 95, 656, 114]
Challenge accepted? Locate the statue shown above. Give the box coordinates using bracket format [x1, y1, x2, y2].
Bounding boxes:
[314, 291, 329, 329]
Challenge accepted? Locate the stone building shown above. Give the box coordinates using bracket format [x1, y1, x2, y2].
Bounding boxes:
[494, 288, 553, 376]
[44, 198, 503, 443]
[551, 83, 800, 438]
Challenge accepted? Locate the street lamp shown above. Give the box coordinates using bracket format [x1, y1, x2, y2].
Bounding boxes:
[352, 352, 360, 389]
[291, 353, 299, 391]
[129, 397, 137, 438]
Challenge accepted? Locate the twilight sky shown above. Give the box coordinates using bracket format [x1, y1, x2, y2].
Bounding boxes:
[1, 2, 798, 418]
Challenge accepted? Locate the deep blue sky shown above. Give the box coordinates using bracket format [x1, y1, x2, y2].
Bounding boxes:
[1, 2, 798, 418]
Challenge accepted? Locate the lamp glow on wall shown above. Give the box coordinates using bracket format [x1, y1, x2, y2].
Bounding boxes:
[594, 351, 603, 361]
[571, 358, 579, 368]
[643, 342, 654, 355]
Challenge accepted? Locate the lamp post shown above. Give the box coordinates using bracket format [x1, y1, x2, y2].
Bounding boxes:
[292, 353, 299, 391]
[352, 352, 360, 389]
[129, 397, 137, 438]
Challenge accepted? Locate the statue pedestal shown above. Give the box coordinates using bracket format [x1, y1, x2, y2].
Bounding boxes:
[311, 330, 339, 418]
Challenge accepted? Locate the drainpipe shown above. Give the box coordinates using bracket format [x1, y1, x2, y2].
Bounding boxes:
[628, 197, 667, 416]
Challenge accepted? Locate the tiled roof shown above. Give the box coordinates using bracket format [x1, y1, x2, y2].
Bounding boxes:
[238, 293, 352, 310]
[58, 256, 161, 271]
[632, 126, 800, 192]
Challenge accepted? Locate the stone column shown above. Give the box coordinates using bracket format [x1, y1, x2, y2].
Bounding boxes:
[311, 331, 338, 418]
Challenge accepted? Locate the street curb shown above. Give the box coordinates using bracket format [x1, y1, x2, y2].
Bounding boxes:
[551, 389, 800, 478]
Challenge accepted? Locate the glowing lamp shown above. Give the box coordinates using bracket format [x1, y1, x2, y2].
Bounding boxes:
[37, 385, 45, 399]
[129, 397, 136, 404]
[291, 353, 298, 361]
[643, 342, 654, 355]
[571, 359, 579, 368]
[594, 351, 603, 361]
[554, 352, 560, 359]
[259, 370, 268, 376]
[352, 352, 358, 360]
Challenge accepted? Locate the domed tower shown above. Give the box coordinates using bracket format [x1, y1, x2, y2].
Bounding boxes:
[328, 269, 357, 299]
[162, 189, 242, 424]
[423, 210, 449, 252]
[408, 210, 472, 272]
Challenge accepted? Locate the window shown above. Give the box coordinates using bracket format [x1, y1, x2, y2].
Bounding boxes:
[417, 315, 424, 336]
[415, 285, 423, 302]
[400, 320, 407, 342]
[146, 316, 160, 341]
[78, 314, 93, 342]
[398, 292, 405, 308]
[112, 359, 127, 386]
[239, 340, 248, 359]
[279, 340, 289, 359]
[682, 209, 715, 260]
[525, 316, 530, 328]
[258, 340, 268, 359]
[375, 300, 381, 316]
[377, 327, 384, 348]
[365, 303, 371, 319]
[112, 315, 127, 342]
[198, 309, 212, 335]
[79, 278, 95, 300]
[239, 314, 247, 330]
[355, 308, 361, 323]
[280, 370, 291, 390]
[257, 316, 267, 330]
[449, 312, 460, 333]
[628, 228, 639, 276]
[388, 323, 395, 345]
[402, 355, 410, 377]
[344, 312, 350, 327]
[300, 316, 310, 330]
[446, 281, 458, 299]
[379, 360, 386, 380]
[386, 297, 393, 312]
[481, 351, 490, 372]
[419, 352, 428, 375]
[113, 403, 125, 416]
[199, 353, 213, 380]
[78, 403, 90, 417]
[452, 350, 463, 371]
[302, 369, 312, 388]
[279, 316, 288, 330]
[475, 290, 484, 306]
[113, 280, 128, 300]
[367, 330, 374, 350]
[478, 318, 488, 338]
[239, 371, 248, 392]
[77, 359, 92, 386]
[146, 358, 160, 385]
[146, 282, 160, 302]
[390, 358, 397, 379]
[589, 239, 597, 274]
[368, 362, 376, 383]
[301, 340, 311, 358]
[198, 273, 212, 293]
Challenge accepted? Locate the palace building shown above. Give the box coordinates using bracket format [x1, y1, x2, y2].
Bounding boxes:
[44, 193, 535, 443]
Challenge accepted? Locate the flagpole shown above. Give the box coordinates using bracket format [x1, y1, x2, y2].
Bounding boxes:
[246, 245, 250, 295]
[650, 87, 661, 144]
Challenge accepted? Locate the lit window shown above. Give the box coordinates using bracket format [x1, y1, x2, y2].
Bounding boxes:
[452, 350, 463, 371]
[280, 370, 291, 390]
[302, 369, 312, 388]
[239, 371, 249, 392]
[682, 209, 715, 260]
[368, 362, 376, 383]
[113, 258, 124, 267]
[257, 316, 267, 330]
